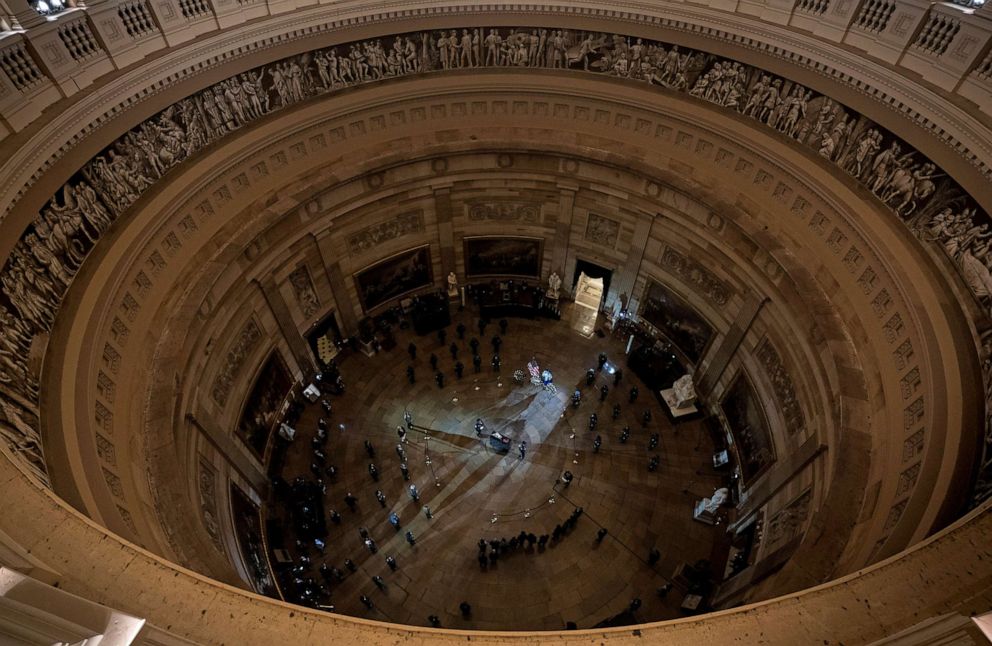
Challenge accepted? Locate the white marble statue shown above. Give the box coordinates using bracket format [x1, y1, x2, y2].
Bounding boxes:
[703, 487, 729, 514]
[546, 271, 562, 299]
[447, 271, 459, 297]
[673, 373, 696, 408]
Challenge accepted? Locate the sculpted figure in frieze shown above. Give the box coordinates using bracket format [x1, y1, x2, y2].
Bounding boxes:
[2, 24, 992, 496]
[0, 399, 48, 486]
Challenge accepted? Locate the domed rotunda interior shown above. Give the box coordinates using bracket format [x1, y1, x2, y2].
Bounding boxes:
[0, 1, 991, 644]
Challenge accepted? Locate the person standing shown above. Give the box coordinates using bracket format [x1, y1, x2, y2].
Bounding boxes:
[518, 440, 527, 459]
[473, 354, 482, 373]
[600, 384, 609, 401]
[435, 370, 445, 388]
[376, 489, 386, 507]
[400, 462, 409, 480]
[469, 337, 480, 355]
[593, 435, 602, 453]
[456, 322, 466, 339]
[406, 365, 415, 384]
[389, 511, 401, 529]
[455, 361, 464, 379]
[404, 409, 413, 428]
[405, 530, 416, 546]
[491, 354, 501, 372]
[423, 504, 433, 519]
[429, 353, 439, 370]
[407, 342, 417, 360]
[629, 385, 639, 403]
[449, 341, 459, 360]
[409, 484, 420, 501]
[397, 425, 407, 443]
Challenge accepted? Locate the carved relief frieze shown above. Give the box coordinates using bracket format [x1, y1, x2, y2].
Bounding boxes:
[346, 211, 424, 253]
[288, 265, 320, 319]
[660, 246, 733, 307]
[755, 338, 806, 437]
[0, 24, 984, 505]
[584, 213, 620, 248]
[465, 200, 540, 224]
[210, 318, 263, 407]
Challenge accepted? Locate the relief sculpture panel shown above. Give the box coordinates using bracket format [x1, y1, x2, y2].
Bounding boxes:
[210, 318, 263, 407]
[466, 200, 541, 224]
[755, 338, 807, 437]
[584, 213, 620, 248]
[288, 265, 320, 319]
[660, 246, 733, 307]
[346, 211, 424, 254]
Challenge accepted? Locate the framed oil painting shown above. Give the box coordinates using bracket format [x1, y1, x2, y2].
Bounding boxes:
[354, 245, 433, 311]
[721, 371, 776, 485]
[464, 236, 542, 278]
[639, 279, 714, 364]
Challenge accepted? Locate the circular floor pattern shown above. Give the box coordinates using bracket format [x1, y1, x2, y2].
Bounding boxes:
[267, 303, 725, 630]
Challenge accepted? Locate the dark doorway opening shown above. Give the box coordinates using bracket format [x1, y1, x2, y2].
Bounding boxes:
[306, 311, 342, 366]
[572, 259, 613, 302]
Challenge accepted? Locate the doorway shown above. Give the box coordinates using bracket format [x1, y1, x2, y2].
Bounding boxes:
[572, 259, 612, 306]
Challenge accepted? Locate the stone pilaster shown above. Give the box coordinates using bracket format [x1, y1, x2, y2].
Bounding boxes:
[433, 186, 456, 278]
[314, 230, 359, 334]
[550, 184, 577, 278]
[697, 291, 766, 393]
[253, 277, 316, 377]
[610, 212, 651, 311]
[187, 412, 268, 497]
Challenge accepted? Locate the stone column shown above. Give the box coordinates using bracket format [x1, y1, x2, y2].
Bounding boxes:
[610, 212, 652, 312]
[550, 183, 577, 278]
[187, 412, 269, 496]
[314, 230, 358, 335]
[696, 291, 766, 394]
[433, 185, 456, 278]
[253, 278, 316, 377]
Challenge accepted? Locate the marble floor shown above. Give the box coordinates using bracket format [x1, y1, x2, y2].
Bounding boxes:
[267, 302, 725, 631]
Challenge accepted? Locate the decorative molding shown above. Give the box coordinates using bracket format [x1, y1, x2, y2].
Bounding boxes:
[210, 318, 263, 407]
[346, 210, 424, 254]
[660, 246, 733, 307]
